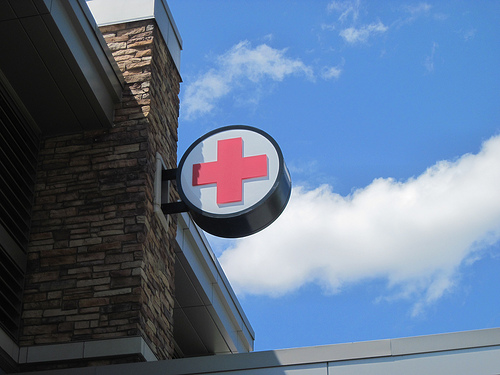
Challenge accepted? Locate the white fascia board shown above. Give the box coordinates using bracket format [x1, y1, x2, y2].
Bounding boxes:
[18, 337, 156, 364]
[85, 0, 155, 26]
[176, 212, 255, 353]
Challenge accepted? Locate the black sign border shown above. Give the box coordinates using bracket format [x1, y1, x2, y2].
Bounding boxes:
[177, 125, 291, 238]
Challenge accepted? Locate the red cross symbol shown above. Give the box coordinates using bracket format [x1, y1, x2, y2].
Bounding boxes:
[192, 137, 268, 205]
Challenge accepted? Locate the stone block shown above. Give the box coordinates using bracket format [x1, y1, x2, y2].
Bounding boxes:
[94, 288, 132, 297]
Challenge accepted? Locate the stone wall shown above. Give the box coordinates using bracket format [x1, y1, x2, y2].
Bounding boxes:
[20, 19, 181, 367]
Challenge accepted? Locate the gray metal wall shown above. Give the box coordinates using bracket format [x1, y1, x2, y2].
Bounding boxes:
[16, 328, 500, 375]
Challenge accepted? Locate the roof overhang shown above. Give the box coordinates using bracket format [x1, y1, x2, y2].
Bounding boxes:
[174, 212, 255, 357]
[0, 0, 123, 135]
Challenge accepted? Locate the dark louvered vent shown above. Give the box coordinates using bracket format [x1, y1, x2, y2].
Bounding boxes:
[0, 73, 40, 340]
[0, 247, 24, 338]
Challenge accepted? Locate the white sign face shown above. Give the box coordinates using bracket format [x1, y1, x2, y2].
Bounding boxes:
[179, 129, 280, 215]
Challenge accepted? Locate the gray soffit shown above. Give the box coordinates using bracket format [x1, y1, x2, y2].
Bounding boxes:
[0, 0, 123, 136]
[173, 212, 255, 357]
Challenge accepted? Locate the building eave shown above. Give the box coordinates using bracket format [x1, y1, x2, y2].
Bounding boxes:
[0, 0, 123, 135]
[174, 212, 255, 356]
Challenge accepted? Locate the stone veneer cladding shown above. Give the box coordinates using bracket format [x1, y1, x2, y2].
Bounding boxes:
[19, 19, 181, 368]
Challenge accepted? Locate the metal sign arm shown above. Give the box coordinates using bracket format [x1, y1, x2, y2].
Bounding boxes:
[161, 168, 189, 215]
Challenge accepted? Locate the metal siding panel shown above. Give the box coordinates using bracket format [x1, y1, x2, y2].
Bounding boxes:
[174, 256, 205, 308]
[0, 225, 26, 269]
[329, 346, 500, 375]
[0, 2, 16, 21]
[33, 0, 50, 14]
[391, 328, 500, 356]
[7, 0, 39, 18]
[0, 247, 23, 339]
[0, 66, 39, 342]
[202, 363, 327, 375]
[173, 307, 209, 357]
[391, 346, 500, 375]
[182, 306, 231, 355]
[273, 340, 392, 366]
[329, 356, 395, 375]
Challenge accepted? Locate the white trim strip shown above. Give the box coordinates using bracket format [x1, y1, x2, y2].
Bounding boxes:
[18, 337, 157, 364]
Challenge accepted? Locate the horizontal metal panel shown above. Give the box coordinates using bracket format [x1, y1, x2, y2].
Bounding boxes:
[0, 243, 24, 340]
[0, 70, 38, 342]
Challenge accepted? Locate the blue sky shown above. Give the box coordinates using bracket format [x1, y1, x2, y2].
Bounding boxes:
[167, 0, 500, 351]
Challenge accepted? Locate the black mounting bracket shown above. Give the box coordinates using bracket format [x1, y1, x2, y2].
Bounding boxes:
[161, 168, 189, 215]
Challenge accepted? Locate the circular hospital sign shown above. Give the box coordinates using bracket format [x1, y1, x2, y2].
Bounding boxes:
[177, 125, 291, 238]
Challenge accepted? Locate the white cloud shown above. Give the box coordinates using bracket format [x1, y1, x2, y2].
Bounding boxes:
[182, 41, 314, 120]
[325, 1, 388, 45]
[424, 42, 438, 72]
[182, 70, 231, 119]
[321, 65, 342, 80]
[321, 23, 336, 31]
[327, 0, 361, 23]
[404, 3, 432, 15]
[340, 22, 388, 44]
[395, 2, 434, 27]
[463, 28, 477, 42]
[219, 135, 500, 313]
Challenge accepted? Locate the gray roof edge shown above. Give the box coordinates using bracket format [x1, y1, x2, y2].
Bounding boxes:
[266, 327, 500, 366]
[155, 0, 182, 47]
[13, 327, 500, 374]
[158, 327, 500, 374]
[267, 327, 500, 365]
[391, 327, 500, 356]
